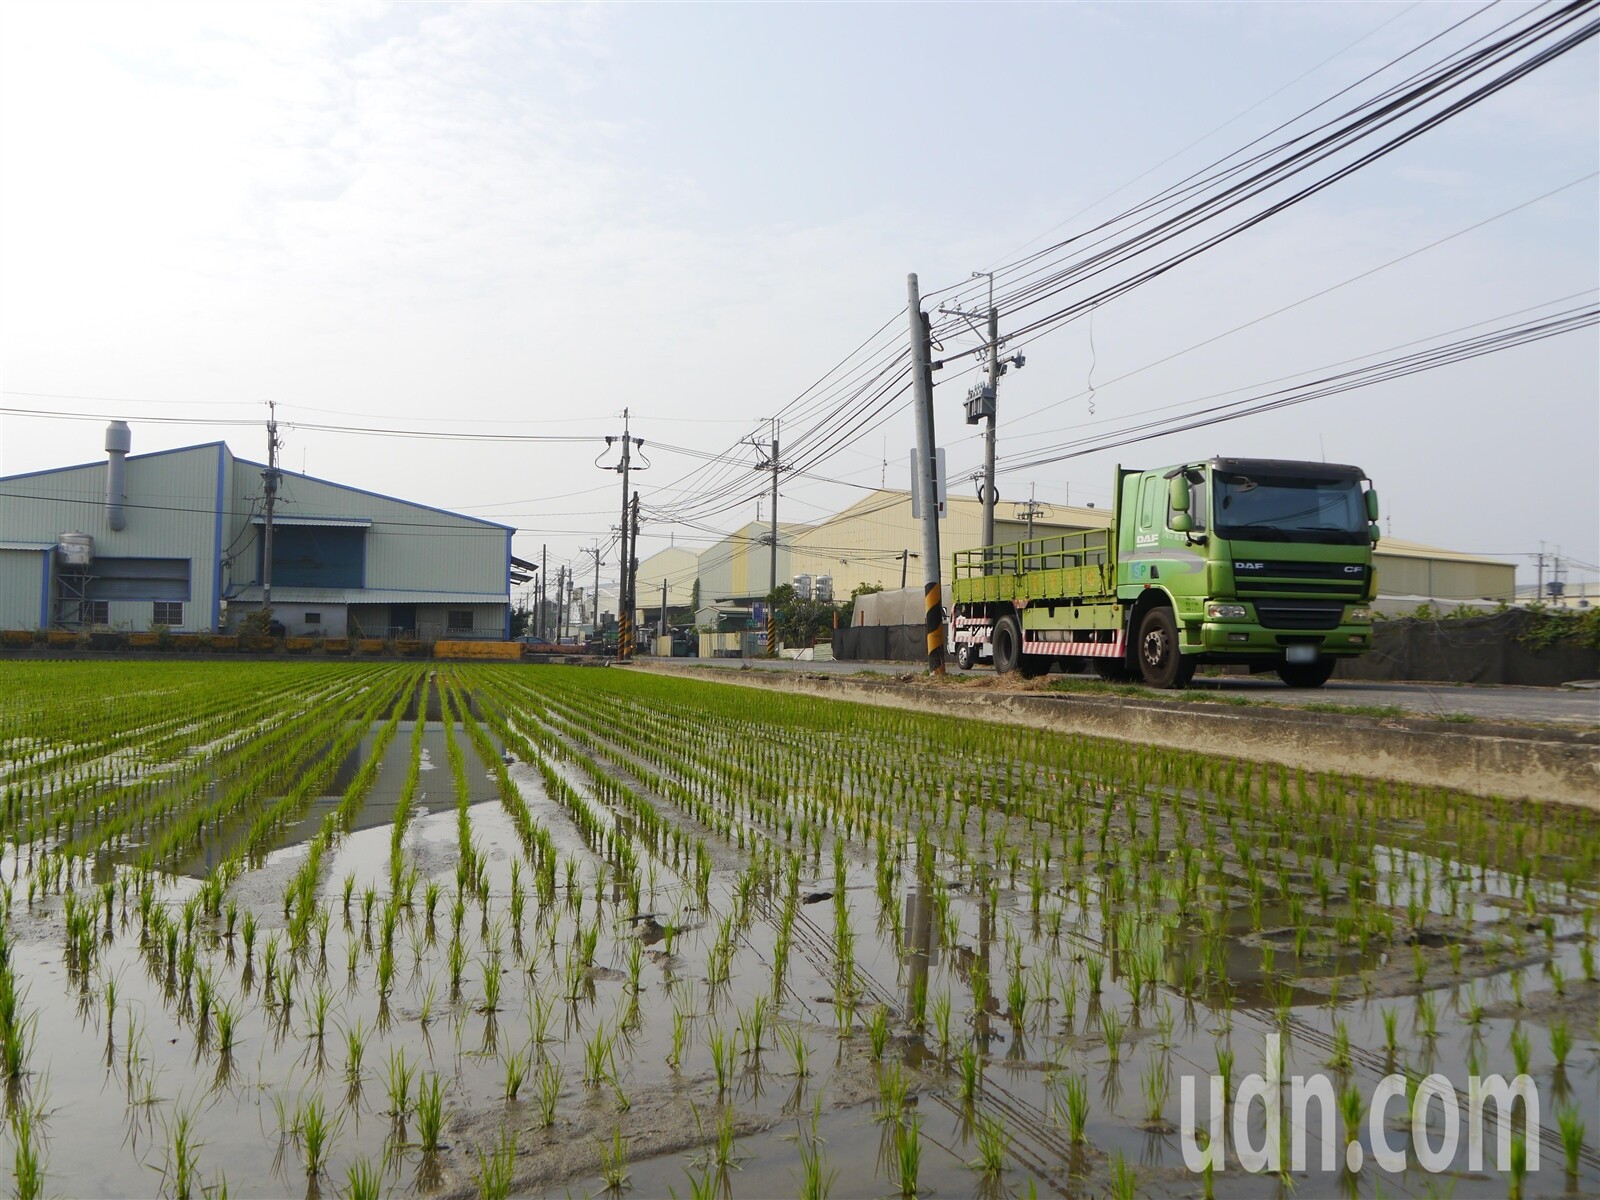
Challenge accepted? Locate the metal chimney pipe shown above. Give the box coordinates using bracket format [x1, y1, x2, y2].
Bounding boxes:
[105, 421, 131, 531]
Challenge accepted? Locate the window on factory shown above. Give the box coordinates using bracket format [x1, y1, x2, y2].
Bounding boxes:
[447, 609, 473, 631]
[84, 600, 109, 626]
[303, 612, 322, 625]
[260, 526, 365, 588]
[153, 601, 183, 626]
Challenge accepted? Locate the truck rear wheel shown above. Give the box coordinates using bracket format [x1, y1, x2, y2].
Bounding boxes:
[1277, 659, 1336, 688]
[992, 614, 1024, 675]
[1137, 606, 1195, 689]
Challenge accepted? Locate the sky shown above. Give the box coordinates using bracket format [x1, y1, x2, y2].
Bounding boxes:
[1, 2, 1596, 606]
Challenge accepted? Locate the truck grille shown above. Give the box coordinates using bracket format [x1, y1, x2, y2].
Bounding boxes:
[1233, 560, 1367, 597]
[1254, 600, 1346, 630]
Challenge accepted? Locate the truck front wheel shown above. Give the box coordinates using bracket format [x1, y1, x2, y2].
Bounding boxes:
[956, 641, 979, 670]
[1277, 659, 1336, 688]
[1137, 607, 1195, 689]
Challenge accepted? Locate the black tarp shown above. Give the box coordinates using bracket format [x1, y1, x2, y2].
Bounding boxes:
[1335, 609, 1598, 686]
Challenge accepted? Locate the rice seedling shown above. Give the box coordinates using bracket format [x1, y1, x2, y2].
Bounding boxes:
[416, 1073, 445, 1153]
[343, 1156, 381, 1200]
[709, 1026, 733, 1096]
[866, 1005, 889, 1061]
[1338, 1082, 1362, 1146]
[502, 1048, 527, 1101]
[473, 1128, 516, 1200]
[796, 1117, 837, 1200]
[1557, 1104, 1585, 1180]
[1141, 1054, 1169, 1124]
[894, 1114, 921, 1197]
[1060, 1073, 1089, 1143]
[958, 1041, 981, 1103]
[971, 1112, 1008, 1177]
[298, 1094, 339, 1176]
[1509, 1025, 1532, 1076]
[1109, 1151, 1136, 1200]
[535, 1059, 563, 1128]
[1100, 1007, 1124, 1063]
[385, 1046, 416, 1119]
[598, 1124, 629, 1192]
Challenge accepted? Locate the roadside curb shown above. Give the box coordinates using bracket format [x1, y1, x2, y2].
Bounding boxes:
[623, 660, 1600, 811]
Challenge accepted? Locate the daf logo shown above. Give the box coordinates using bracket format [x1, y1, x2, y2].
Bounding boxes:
[1344, 565, 1363, 574]
[1234, 562, 1263, 570]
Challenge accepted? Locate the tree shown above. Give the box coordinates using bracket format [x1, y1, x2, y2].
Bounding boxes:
[765, 583, 836, 648]
[510, 602, 533, 639]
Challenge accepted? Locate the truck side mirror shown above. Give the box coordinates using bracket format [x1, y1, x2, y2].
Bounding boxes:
[1171, 512, 1193, 533]
[1365, 488, 1379, 521]
[1369, 524, 1381, 544]
[1171, 473, 1196, 518]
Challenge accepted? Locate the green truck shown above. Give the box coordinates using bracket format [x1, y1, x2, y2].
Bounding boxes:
[950, 457, 1381, 688]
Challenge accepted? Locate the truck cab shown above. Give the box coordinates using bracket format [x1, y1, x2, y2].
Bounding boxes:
[1115, 458, 1379, 687]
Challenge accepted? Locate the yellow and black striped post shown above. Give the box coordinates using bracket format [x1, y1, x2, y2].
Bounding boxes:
[618, 613, 632, 661]
[766, 611, 777, 657]
[925, 580, 945, 675]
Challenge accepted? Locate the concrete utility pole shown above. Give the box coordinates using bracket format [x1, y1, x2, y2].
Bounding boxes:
[1019, 485, 1045, 541]
[602, 411, 644, 660]
[625, 492, 641, 659]
[261, 401, 282, 610]
[981, 305, 1000, 556]
[749, 422, 781, 656]
[539, 545, 547, 640]
[582, 543, 605, 642]
[907, 273, 944, 675]
[660, 578, 668, 642]
[556, 565, 567, 643]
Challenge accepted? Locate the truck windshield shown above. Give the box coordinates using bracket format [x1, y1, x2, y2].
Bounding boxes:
[1213, 473, 1367, 544]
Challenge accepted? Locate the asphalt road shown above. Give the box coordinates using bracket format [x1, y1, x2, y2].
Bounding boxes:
[656, 656, 1600, 727]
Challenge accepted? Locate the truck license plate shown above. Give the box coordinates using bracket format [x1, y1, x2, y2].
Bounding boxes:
[1286, 644, 1318, 664]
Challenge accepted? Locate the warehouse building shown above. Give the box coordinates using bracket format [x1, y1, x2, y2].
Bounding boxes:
[0, 423, 515, 639]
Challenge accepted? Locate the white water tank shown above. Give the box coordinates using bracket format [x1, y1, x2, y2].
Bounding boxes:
[792, 574, 813, 599]
[57, 531, 94, 566]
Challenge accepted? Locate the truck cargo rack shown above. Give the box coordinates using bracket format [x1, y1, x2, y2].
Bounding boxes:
[952, 529, 1115, 606]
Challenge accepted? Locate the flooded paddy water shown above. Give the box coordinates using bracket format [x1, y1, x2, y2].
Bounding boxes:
[0, 659, 1595, 1199]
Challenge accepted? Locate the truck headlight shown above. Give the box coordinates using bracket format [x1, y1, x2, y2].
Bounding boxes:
[1347, 607, 1375, 622]
[1206, 603, 1248, 619]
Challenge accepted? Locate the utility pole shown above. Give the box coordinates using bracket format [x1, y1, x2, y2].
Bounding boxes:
[944, 273, 1022, 572]
[626, 492, 641, 659]
[907, 273, 944, 675]
[1537, 542, 1545, 605]
[261, 401, 282, 611]
[556, 565, 567, 644]
[582, 543, 605, 644]
[982, 303, 1000, 558]
[748, 422, 781, 656]
[900, 549, 911, 589]
[601, 410, 645, 660]
[660, 578, 668, 643]
[538, 545, 547, 640]
[1018, 485, 1045, 541]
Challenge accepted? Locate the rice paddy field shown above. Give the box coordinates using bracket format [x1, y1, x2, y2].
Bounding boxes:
[0, 660, 1596, 1200]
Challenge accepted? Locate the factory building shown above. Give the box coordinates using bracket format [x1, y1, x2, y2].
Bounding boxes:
[0, 424, 515, 640]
